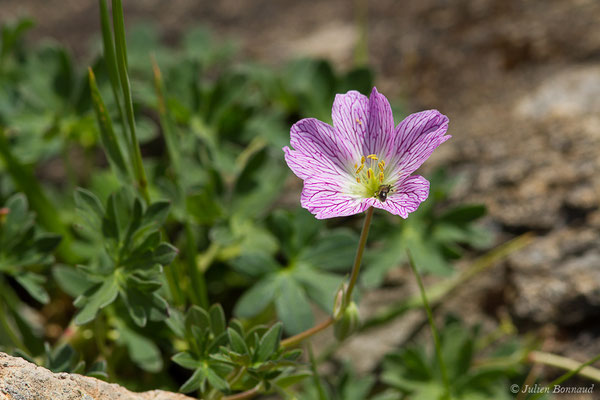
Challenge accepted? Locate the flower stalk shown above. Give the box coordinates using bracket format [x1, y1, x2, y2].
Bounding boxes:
[344, 206, 374, 307]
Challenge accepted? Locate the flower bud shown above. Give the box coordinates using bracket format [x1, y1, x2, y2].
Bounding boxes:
[334, 301, 360, 341]
[332, 283, 348, 320]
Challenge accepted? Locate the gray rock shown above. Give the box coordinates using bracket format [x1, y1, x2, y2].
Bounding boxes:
[0, 352, 193, 400]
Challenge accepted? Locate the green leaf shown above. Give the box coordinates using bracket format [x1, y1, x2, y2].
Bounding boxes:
[299, 229, 357, 272]
[180, 367, 206, 393]
[88, 67, 129, 180]
[119, 322, 163, 372]
[47, 343, 76, 372]
[275, 276, 314, 335]
[74, 188, 105, 229]
[205, 367, 230, 393]
[254, 322, 282, 363]
[231, 252, 280, 278]
[209, 304, 226, 336]
[185, 306, 211, 333]
[32, 234, 62, 253]
[74, 276, 119, 325]
[15, 272, 49, 304]
[153, 242, 178, 265]
[274, 371, 312, 388]
[120, 289, 147, 327]
[186, 191, 223, 225]
[52, 265, 96, 298]
[172, 352, 202, 370]
[227, 328, 249, 356]
[234, 276, 277, 318]
[142, 200, 171, 228]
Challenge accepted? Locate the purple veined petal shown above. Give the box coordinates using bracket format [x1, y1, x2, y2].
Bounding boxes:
[366, 87, 395, 156]
[388, 110, 450, 178]
[332, 90, 369, 160]
[373, 175, 430, 218]
[284, 147, 341, 180]
[300, 177, 370, 219]
[289, 118, 353, 174]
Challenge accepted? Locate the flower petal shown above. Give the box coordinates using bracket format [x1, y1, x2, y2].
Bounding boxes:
[366, 87, 395, 155]
[300, 177, 370, 219]
[388, 110, 450, 179]
[332, 90, 369, 160]
[289, 118, 353, 176]
[374, 175, 430, 218]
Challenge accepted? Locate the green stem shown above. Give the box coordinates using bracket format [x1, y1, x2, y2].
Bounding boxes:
[280, 317, 334, 349]
[281, 207, 375, 349]
[221, 385, 260, 400]
[344, 206, 374, 306]
[529, 352, 600, 400]
[185, 222, 209, 308]
[407, 252, 451, 400]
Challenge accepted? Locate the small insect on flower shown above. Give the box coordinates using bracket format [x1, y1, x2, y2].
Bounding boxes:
[283, 87, 450, 219]
[375, 184, 392, 202]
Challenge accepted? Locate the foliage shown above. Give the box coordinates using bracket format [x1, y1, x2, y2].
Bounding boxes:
[0, 2, 532, 399]
[380, 317, 524, 400]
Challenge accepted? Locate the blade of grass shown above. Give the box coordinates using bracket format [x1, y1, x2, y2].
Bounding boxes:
[111, 0, 149, 203]
[88, 67, 130, 181]
[528, 352, 600, 400]
[407, 251, 451, 400]
[361, 233, 534, 330]
[98, 0, 131, 152]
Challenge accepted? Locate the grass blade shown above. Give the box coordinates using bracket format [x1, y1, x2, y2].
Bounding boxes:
[111, 0, 149, 202]
[98, 0, 130, 151]
[88, 67, 130, 181]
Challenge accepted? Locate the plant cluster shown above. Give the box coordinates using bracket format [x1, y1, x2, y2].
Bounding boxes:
[0, 2, 570, 399]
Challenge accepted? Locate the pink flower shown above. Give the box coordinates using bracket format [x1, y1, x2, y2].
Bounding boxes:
[283, 87, 450, 219]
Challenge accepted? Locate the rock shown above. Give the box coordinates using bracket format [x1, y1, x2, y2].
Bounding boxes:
[0, 352, 193, 400]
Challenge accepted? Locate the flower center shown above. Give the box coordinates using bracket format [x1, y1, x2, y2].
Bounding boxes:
[352, 154, 393, 201]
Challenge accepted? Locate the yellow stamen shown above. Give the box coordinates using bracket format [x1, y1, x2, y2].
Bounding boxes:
[367, 168, 373, 180]
[379, 172, 384, 183]
[354, 163, 358, 169]
[360, 156, 365, 164]
[355, 164, 364, 174]
[367, 154, 378, 160]
[356, 177, 361, 183]
[378, 161, 385, 171]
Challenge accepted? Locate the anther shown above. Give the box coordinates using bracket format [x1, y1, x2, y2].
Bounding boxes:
[367, 168, 373, 180]
[379, 172, 384, 183]
[355, 165, 364, 174]
[354, 163, 358, 169]
[360, 156, 365, 164]
[356, 177, 361, 183]
[367, 154, 378, 160]
[378, 161, 385, 171]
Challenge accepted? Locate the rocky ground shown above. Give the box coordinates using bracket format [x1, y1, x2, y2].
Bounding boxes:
[3, 0, 600, 394]
[0, 352, 192, 400]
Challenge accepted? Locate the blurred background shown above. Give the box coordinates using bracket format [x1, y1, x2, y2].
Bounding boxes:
[2, 0, 600, 398]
